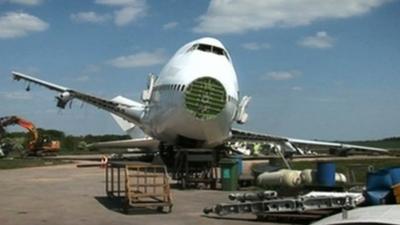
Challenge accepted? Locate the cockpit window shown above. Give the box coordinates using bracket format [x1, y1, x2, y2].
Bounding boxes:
[188, 44, 198, 52]
[198, 44, 212, 52]
[213, 47, 224, 55]
[187, 43, 230, 61]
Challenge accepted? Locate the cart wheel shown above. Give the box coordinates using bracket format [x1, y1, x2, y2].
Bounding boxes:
[181, 178, 186, 189]
[256, 215, 267, 221]
[123, 201, 130, 214]
[157, 206, 164, 213]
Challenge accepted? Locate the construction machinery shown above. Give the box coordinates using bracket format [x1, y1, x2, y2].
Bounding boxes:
[0, 116, 60, 156]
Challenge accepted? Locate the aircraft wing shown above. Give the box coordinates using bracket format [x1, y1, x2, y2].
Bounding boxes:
[12, 71, 144, 124]
[230, 128, 388, 155]
[89, 137, 159, 150]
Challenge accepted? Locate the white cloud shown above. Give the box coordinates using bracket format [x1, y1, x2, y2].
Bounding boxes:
[163, 21, 178, 30]
[194, 0, 390, 34]
[298, 31, 335, 49]
[307, 97, 346, 103]
[69, 65, 102, 82]
[70, 11, 110, 24]
[1, 91, 32, 100]
[291, 86, 303, 91]
[82, 64, 101, 74]
[242, 42, 271, 50]
[108, 49, 167, 68]
[262, 70, 301, 81]
[114, 6, 144, 26]
[95, 0, 140, 6]
[8, 0, 43, 6]
[0, 12, 48, 39]
[75, 75, 90, 82]
[95, 0, 147, 26]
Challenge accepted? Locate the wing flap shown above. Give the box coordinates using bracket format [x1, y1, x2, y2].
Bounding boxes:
[230, 128, 388, 154]
[230, 128, 288, 142]
[288, 138, 388, 153]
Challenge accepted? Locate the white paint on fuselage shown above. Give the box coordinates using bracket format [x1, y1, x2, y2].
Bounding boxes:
[141, 37, 239, 147]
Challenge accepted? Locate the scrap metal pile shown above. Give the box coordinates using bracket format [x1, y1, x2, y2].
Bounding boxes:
[204, 191, 364, 217]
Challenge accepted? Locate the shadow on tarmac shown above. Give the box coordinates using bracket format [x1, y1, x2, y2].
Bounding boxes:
[95, 196, 170, 215]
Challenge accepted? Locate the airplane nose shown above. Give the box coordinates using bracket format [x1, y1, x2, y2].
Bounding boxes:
[184, 76, 227, 120]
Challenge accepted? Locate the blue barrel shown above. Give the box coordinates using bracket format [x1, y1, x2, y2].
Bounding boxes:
[388, 167, 400, 185]
[316, 162, 336, 187]
[365, 190, 392, 205]
[233, 155, 243, 175]
[367, 169, 392, 191]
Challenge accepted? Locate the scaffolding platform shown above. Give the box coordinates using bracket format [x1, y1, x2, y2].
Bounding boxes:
[106, 161, 173, 213]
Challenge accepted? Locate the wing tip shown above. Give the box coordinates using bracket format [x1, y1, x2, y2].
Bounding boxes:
[11, 71, 24, 81]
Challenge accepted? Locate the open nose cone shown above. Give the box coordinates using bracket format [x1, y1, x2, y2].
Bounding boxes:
[184, 76, 227, 120]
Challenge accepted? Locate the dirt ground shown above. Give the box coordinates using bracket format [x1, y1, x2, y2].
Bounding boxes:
[0, 162, 298, 225]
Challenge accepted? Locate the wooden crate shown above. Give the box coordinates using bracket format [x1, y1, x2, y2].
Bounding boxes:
[125, 164, 173, 212]
[105, 161, 173, 213]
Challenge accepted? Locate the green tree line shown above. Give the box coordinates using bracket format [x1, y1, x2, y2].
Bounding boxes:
[3, 128, 130, 152]
[4, 128, 400, 152]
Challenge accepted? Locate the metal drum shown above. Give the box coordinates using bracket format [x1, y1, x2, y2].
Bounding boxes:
[316, 162, 336, 187]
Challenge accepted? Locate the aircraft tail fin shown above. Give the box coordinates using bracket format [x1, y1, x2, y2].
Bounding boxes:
[110, 113, 147, 138]
[110, 96, 147, 139]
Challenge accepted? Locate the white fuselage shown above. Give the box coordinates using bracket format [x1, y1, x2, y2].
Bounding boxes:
[140, 38, 239, 147]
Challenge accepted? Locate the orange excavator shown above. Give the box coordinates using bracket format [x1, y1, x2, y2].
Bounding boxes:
[0, 116, 60, 156]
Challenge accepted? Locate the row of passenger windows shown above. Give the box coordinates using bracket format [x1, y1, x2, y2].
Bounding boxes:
[154, 84, 186, 92]
[187, 44, 230, 60]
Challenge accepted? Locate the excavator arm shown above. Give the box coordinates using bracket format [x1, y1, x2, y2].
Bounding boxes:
[0, 116, 38, 150]
[14, 117, 39, 150]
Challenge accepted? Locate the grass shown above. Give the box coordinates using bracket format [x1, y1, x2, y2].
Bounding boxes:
[346, 137, 400, 150]
[291, 158, 400, 184]
[0, 158, 71, 170]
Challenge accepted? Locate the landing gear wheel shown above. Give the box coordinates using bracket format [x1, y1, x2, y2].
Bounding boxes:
[181, 178, 187, 189]
[123, 201, 130, 214]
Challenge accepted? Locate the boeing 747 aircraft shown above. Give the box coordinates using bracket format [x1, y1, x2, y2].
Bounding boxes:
[11, 37, 387, 157]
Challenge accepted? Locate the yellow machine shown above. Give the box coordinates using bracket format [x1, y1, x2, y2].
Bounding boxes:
[0, 116, 60, 156]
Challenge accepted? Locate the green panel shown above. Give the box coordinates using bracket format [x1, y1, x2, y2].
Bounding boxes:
[220, 159, 239, 191]
[184, 77, 226, 120]
[223, 168, 231, 179]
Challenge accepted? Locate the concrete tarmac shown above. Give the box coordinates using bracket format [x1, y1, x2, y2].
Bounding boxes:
[0, 163, 296, 225]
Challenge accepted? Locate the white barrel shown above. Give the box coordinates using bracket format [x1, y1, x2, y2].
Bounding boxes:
[257, 169, 302, 188]
[335, 173, 347, 183]
[300, 169, 347, 185]
[300, 169, 315, 185]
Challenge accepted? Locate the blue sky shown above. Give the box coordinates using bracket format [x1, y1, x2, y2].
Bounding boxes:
[0, 0, 399, 141]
